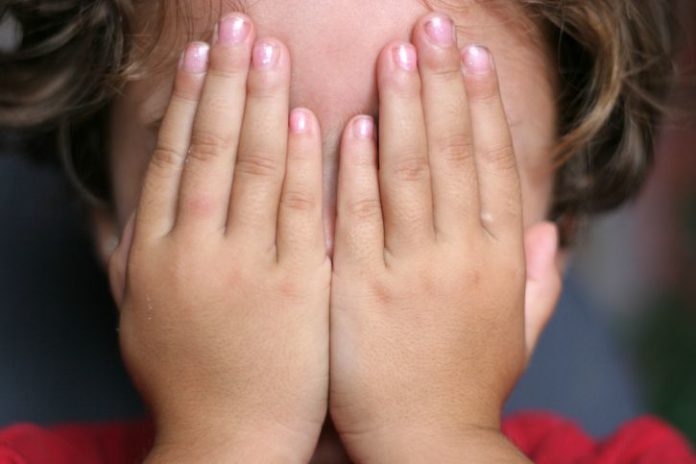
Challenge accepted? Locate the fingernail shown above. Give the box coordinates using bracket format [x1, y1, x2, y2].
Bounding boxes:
[253, 40, 280, 69]
[352, 116, 374, 140]
[218, 13, 250, 45]
[424, 14, 455, 46]
[180, 42, 210, 73]
[392, 43, 417, 72]
[462, 44, 493, 74]
[290, 108, 311, 134]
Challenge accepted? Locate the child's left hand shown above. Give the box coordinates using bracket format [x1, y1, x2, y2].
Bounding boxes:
[329, 12, 561, 462]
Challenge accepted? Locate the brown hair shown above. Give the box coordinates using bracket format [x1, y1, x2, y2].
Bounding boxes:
[0, 0, 679, 246]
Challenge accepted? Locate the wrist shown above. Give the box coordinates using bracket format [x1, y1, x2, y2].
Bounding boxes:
[343, 425, 531, 464]
[145, 441, 302, 464]
[147, 419, 317, 464]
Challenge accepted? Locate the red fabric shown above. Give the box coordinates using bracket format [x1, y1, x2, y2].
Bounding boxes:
[503, 412, 696, 464]
[0, 420, 154, 464]
[0, 412, 694, 463]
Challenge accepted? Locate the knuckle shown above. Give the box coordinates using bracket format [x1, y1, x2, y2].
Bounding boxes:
[247, 73, 286, 99]
[282, 189, 319, 212]
[433, 260, 488, 295]
[367, 276, 396, 306]
[391, 154, 430, 182]
[172, 74, 202, 102]
[236, 151, 282, 178]
[381, 73, 420, 99]
[425, 56, 464, 81]
[208, 49, 251, 78]
[466, 74, 500, 102]
[459, 267, 484, 289]
[433, 133, 474, 166]
[188, 131, 231, 163]
[411, 268, 438, 295]
[346, 197, 382, 220]
[181, 193, 218, 218]
[483, 144, 517, 171]
[150, 145, 183, 172]
[275, 273, 307, 301]
[349, 152, 377, 168]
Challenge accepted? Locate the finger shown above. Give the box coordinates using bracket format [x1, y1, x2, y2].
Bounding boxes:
[334, 115, 384, 270]
[413, 13, 479, 239]
[462, 45, 523, 240]
[175, 13, 254, 234]
[276, 108, 325, 265]
[136, 42, 208, 240]
[377, 41, 434, 256]
[523, 222, 562, 362]
[227, 37, 290, 248]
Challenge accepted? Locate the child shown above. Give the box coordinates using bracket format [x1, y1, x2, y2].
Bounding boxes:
[1, 0, 695, 462]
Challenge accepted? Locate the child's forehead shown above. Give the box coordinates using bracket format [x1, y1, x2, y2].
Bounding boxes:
[138, 0, 542, 69]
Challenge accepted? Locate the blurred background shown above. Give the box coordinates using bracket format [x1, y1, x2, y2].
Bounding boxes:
[0, 1, 694, 447]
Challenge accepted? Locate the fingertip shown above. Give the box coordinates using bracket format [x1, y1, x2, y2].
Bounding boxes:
[339, 115, 377, 170]
[460, 44, 501, 103]
[247, 37, 291, 93]
[289, 107, 317, 136]
[461, 44, 495, 75]
[287, 108, 322, 166]
[215, 12, 253, 47]
[173, 42, 210, 103]
[180, 41, 211, 74]
[377, 40, 421, 96]
[351, 115, 376, 141]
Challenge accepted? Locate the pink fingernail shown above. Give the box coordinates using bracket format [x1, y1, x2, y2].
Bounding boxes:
[180, 42, 210, 73]
[218, 13, 250, 45]
[424, 14, 455, 46]
[290, 109, 311, 134]
[253, 40, 280, 69]
[392, 43, 417, 72]
[462, 44, 493, 74]
[352, 116, 374, 140]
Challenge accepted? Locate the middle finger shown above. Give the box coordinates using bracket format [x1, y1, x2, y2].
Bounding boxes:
[378, 40, 434, 256]
[175, 13, 254, 234]
[413, 13, 480, 239]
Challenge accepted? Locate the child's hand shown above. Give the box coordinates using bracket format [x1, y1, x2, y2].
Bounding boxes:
[108, 14, 330, 463]
[330, 12, 560, 462]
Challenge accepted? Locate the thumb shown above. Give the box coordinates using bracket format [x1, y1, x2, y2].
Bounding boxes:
[523, 221, 562, 362]
[108, 212, 136, 309]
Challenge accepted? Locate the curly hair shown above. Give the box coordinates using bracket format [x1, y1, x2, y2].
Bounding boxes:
[0, 0, 679, 246]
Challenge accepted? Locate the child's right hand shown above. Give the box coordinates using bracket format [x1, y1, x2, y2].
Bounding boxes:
[108, 14, 330, 463]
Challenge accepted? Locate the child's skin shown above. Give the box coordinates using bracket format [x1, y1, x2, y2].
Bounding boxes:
[104, 2, 566, 462]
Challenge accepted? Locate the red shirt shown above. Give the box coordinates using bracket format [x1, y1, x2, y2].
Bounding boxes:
[0, 412, 694, 463]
